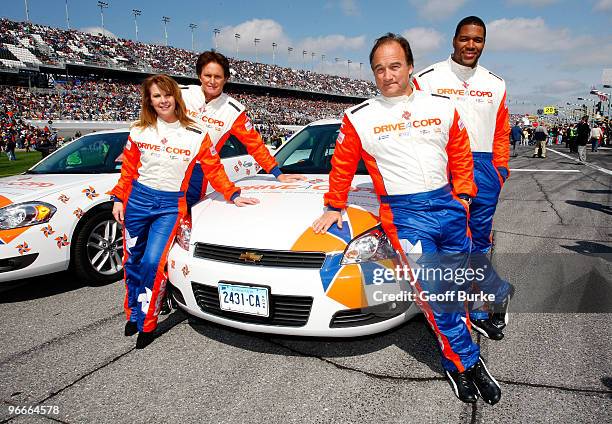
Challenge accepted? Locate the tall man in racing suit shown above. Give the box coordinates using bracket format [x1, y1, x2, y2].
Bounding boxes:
[313, 33, 502, 405]
[181, 50, 306, 207]
[414, 16, 514, 341]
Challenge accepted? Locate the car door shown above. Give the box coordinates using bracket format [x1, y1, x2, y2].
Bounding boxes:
[218, 135, 258, 181]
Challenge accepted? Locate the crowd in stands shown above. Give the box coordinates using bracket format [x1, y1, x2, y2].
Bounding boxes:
[0, 18, 377, 97]
[0, 77, 354, 124]
[0, 75, 355, 149]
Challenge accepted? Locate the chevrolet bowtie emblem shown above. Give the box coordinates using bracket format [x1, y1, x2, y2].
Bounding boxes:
[239, 252, 263, 262]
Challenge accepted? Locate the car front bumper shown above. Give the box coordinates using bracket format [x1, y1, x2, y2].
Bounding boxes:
[167, 245, 417, 337]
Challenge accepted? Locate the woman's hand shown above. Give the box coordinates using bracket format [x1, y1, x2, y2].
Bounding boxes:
[312, 210, 342, 234]
[233, 196, 260, 207]
[112, 201, 124, 224]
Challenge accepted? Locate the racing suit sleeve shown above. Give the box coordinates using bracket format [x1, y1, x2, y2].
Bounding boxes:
[492, 90, 510, 180]
[324, 115, 362, 210]
[109, 135, 140, 203]
[230, 111, 280, 176]
[196, 134, 241, 202]
[447, 109, 477, 198]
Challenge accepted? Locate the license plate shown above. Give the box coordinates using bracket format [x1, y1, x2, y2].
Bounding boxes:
[218, 283, 269, 317]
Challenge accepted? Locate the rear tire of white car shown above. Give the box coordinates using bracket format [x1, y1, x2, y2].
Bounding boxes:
[72, 209, 124, 285]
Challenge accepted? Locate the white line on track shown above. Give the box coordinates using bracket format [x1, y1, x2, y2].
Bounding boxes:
[509, 169, 580, 173]
[547, 148, 612, 176]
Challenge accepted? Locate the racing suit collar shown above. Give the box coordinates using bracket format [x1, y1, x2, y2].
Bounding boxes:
[156, 117, 181, 130]
[381, 82, 416, 104]
[205, 92, 226, 107]
[448, 55, 477, 81]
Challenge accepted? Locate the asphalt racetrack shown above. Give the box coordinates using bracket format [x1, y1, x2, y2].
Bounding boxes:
[1, 145, 610, 423]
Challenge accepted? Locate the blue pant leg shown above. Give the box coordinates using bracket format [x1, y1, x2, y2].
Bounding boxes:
[123, 192, 153, 324]
[469, 160, 501, 253]
[469, 160, 510, 319]
[136, 201, 180, 332]
[392, 202, 478, 372]
[432, 196, 479, 371]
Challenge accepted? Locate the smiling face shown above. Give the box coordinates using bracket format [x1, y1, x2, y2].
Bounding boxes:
[452, 23, 485, 68]
[149, 83, 177, 123]
[199, 61, 228, 102]
[371, 41, 414, 98]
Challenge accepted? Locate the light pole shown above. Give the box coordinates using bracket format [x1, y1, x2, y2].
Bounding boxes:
[302, 50, 307, 69]
[65, 0, 70, 29]
[213, 28, 220, 50]
[272, 42, 277, 65]
[234, 33, 241, 58]
[189, 23, 198, 51]
[254, 38, 260, 62]
[24, 0, 30, 22]
[359, 62, 363, 79]
[347, 59, 352, 78]
[335, 57, 340, 76]
[97, 1, 108, 37]
[162, 16, 170, 46]
[311, 52, 315, 70]
[132, 9, 141, 42]
[287, 46, 293, 63]
[321, 54, 326, 72]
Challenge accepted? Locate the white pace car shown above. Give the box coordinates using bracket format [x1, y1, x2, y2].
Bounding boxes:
[168, 119, 419, 337]
[0, 129, 259, 286]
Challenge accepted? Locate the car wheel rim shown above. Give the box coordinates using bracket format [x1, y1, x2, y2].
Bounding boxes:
[86, 219, 124, 276]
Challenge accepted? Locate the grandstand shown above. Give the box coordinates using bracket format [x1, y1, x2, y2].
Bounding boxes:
[1, 17, 375, 147]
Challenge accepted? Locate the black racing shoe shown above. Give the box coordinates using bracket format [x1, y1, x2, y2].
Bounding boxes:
[124, 321, 138, 337]
[491, 284, 515, 329]
[466, 357, 502, 405]
[135, 331, 157, 349]
[445, 369, 479, 403]
[471, 318, 504, 340]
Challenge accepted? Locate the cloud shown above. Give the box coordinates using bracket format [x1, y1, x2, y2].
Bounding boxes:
[212, 18, 365, 66]
[534, 79, 586, 94]
[214, 19, 290, 56]
[594, 0, 612, 11]
[340, 0, 360, 16]
[486, 17, 587, 51]
[563, 42, 612, 69]
[506, 0, 558, 6]
[402, 27, 445, 60]
[408, 0, 468, 20]
[80, 27, 117, 39]
[299, 34, 366, 53]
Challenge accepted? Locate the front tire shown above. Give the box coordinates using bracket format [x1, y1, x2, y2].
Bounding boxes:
[72, 210, 124, 284]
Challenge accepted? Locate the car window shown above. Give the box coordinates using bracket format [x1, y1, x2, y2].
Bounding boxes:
[275, 124, 367, 174]
[219, 135, 248, 158]
[28, 132, 128, 174]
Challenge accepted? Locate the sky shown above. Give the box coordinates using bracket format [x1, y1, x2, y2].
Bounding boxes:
[2, 0, 612, 115]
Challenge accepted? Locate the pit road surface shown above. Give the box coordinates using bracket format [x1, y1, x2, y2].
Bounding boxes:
[1, 145, 610, 423]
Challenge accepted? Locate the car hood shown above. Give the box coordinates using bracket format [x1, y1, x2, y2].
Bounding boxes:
[190, 175, 381, 252]
[0, 174, 115, 205]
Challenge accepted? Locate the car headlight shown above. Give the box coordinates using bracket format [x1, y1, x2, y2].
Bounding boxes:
[342, 225, 397, 265]
[176, 216, 191, 250]
[0, 202, 57, 230]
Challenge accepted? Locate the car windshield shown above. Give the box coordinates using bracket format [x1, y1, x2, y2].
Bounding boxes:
[27, 132, 129, 174]
[275, 123, 368, 175]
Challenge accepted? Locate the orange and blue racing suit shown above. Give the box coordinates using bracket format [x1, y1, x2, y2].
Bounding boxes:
[325, 88, 480, 372]
[110, 118, 240, 332]
[414, 57, 512, 320]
